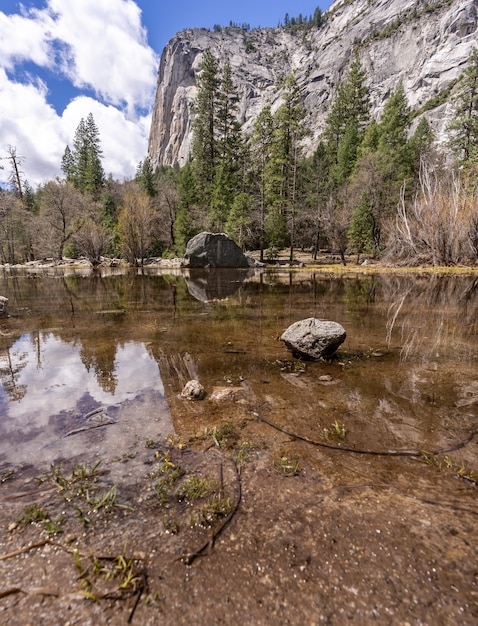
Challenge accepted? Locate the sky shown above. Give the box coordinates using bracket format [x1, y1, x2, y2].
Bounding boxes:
[0, 0, 331, 189]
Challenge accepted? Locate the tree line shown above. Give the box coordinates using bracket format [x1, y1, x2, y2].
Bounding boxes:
[1, 47, 478, 267]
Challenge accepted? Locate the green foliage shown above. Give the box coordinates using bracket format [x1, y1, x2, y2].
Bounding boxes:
[135, 157, 156, 197]
[62, 113, 105, 196]
[447, 47, 478, 170]
[225, 192, 252, 247]
[348, 197, 375, 256]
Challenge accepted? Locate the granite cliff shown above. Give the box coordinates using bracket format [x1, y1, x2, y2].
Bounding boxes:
[148, 0, 478, 169]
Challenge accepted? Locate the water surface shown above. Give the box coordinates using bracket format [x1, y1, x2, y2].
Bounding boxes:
[0, 268, 477, 470]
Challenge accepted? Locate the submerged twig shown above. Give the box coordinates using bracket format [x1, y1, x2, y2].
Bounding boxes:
[0, 539, 49, 560]
[178, 459, 242, 566]
[256, 412, 478, 457]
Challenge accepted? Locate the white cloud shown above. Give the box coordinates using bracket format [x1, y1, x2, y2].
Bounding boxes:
[0, 0, 159, 187]
[62, 96, 152, 180]
[40, 0, 159, 111]
[0, 11, 52, 69]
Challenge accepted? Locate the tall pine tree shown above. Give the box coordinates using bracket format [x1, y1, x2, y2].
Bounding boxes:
[192, 49, 221, 211]
[447, 47, 478, 169]
[62, 113, 105, 196]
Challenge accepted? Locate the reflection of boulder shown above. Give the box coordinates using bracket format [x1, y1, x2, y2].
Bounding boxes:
[185, 268, 253, 302]
[281, 318, 346, 360]
[184, 232, 251, 268]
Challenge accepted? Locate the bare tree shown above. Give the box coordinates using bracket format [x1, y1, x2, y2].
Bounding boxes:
[118, 183, 157, 265]
[37, 180, 86, 259]
[3, 146, 25, 201]
[391, 161, 474, 265]
[0, 190, 33, 263]
[157, 176, 178, 252]
[73, 213, 112, 265]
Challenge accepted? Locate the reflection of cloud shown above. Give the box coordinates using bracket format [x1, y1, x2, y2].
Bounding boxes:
[0, 333, 163, 432]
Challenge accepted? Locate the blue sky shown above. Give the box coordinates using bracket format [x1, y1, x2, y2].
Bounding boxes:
[0, 0, 331, 187]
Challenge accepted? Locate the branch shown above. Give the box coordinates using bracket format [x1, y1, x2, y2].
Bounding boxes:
[256, 412, 478, 457]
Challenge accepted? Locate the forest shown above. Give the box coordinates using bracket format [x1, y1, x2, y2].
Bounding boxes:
[1, 46, 478, 267]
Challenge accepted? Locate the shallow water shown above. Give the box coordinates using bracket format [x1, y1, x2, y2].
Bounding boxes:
[0, 268, 477, 470]
[1, 268, 478, 625]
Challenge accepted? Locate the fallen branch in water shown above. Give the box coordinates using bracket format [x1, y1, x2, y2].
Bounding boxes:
[0, 539, 49, 560]
[0, 586, 59, 598]
[256, 412, 478, 457]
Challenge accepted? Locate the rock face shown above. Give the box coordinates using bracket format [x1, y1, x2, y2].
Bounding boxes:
[184, 232, 251, 268]
[281, 318, 347, 360]
[149, 0, 478, 169]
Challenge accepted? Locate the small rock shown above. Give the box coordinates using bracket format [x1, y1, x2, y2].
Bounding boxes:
[0, 296, 8, 317]
[181, 380, 206, 400]
[209, 386, 245, 402]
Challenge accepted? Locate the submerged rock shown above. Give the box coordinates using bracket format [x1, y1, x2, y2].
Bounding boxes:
[281, 318, 346, 360]
[181, 379, 207, 400]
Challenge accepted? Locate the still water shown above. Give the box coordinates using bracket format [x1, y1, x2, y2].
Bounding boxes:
[0, 268, 477, 471]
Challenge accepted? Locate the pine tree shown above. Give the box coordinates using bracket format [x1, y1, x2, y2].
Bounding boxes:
[447, 47, 478, 168]
[324, 55, 370, 185]
[174, 162, 198, 255]
[63, 113, 105, 196]
[210, 58, 243, 230]
[377, 82, 411, 167]
[135, 157, 156, 197]
[266, 75, 307, 257]
[192, 48, 221, 210]
[251, 105, 274, 260]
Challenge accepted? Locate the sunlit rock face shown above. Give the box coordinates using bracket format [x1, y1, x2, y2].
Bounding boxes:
[148, 0, 477, 169]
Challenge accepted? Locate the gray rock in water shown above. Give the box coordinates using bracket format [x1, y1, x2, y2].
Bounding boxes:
[181, 379, 206, 400]
[0, 296, 8, 317]
[184, 232, 250, 268]
[281, 318, 346, 360]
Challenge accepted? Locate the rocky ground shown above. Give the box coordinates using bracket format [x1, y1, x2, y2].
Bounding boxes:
[1, 382, 478, 625]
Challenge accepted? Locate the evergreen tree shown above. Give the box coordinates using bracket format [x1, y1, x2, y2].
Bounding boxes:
[192, 48, 221, 210]
[347, 194, 375, 258]
[174, 162, 198, 254]
[135, 157, 156, 197]
[349, 82, 413, 254]
[210, 58, 243, 230]
[225, 192, 251, 247]
[61, 145, 75, 180]
[266, 75, 307, 255]
[447, 47, 478, 169]
[324, 55, 370, 185]
[251, 105, 274, 260]
[376, 81, 411, 175]
[63, 113, 105, 196]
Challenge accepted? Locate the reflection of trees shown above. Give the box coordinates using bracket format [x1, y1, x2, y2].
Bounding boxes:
[0, 345, 28, 401]
[382, 274, 478, 362]
[79, 335, 118, 394]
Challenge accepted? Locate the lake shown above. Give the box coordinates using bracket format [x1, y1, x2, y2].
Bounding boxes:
[1, 267, 478, 624]
[0, 268, 477, 471]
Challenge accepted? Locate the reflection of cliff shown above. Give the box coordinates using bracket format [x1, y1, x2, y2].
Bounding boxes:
[185, 269, 254, 302]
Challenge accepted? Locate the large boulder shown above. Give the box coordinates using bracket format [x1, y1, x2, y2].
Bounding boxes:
[184, 232, 251, 268]
[281, 318, 346, 360]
